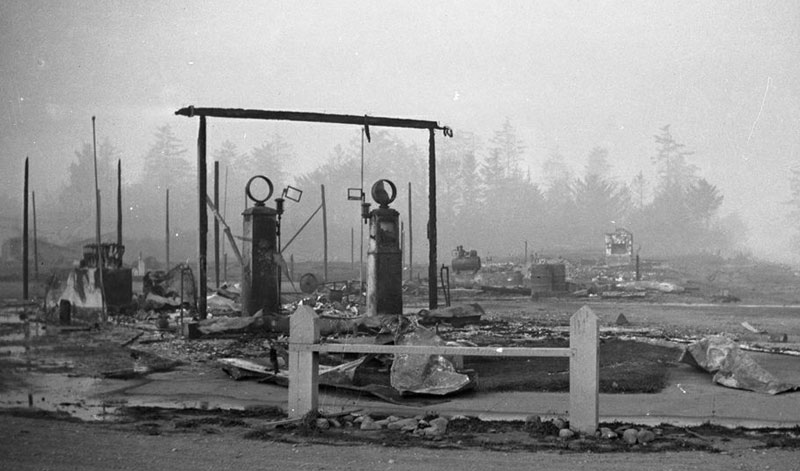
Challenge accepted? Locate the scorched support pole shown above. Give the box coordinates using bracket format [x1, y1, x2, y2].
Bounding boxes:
[197, 116, 208, 319]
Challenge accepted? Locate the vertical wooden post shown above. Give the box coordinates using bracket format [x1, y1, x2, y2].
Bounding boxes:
[223, 165, 229, 281]
[22, 157, 29, 300]
[32, 190, 38, 280]
[569, 305, 599, 434]
[91, 117, 105, 321]
[288, 305, 320, 419]
[427, 129, 437, 309]
[400, 221, 404, 257]
[117, 159, 122, 248]
[321, 184, 328, 282]
[165, 189, 170, 269]
[197, 116, 208, 319]
[214, 160, 220, 288]
[407, 181, 412, 281]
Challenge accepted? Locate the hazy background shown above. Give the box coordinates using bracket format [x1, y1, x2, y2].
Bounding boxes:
[2, 1, 799, 266]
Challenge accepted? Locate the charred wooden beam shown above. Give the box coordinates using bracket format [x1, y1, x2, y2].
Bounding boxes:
[23, 157, 29, 300]
[197, 116, 208, 319]
[427, 129, 438, 310]
[175, 107, 445, 131]
[214, 160, 220, 288]
[117, 159, 122, 247]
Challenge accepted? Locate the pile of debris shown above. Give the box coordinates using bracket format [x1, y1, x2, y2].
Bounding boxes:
[680, 335, 799, 394]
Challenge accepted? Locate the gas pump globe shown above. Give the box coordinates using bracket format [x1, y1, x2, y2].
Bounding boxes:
[241, 175, 280, 316]
[365, 179, 402, 316]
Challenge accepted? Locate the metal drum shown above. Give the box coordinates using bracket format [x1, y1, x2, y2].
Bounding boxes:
[549, 264, 567, 292]
[530, 264, 553, 296]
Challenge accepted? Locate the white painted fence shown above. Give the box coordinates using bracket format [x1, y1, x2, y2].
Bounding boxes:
[288, 305, 599, 433]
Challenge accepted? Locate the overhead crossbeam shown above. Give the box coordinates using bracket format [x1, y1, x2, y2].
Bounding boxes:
[176, 106, 451, 319]
[175, 106, 447, 131]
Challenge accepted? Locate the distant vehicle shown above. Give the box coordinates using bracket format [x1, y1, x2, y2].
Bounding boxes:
[451, 245, 481, 274]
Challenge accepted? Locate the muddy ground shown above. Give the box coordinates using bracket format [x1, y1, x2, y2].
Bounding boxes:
[2, 256, 800, 468]
[3, 298, 800, 456]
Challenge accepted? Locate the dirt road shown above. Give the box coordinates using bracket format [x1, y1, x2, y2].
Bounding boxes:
[1, 414, 796, 471]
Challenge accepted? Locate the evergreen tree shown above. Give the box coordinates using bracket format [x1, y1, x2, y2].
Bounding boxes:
[127, 125, 192, 241]
[685, 178, 723, 228]
[652, 125, 697, 200]
[631, 171, 647, 210]
[141, 124, 191, 193]
[489, 118, 526, 178]
[451, 132, 481, 217]
[245, 134, 291, 187]
[52, 139, 120, 240]
[572, 174, 631, 248]
[787, 166, 800, 251]
[585, 147, 611, 179]
[541, 149, 573, 191]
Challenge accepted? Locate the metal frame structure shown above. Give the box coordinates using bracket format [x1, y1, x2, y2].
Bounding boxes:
[175, 106, 452, 318]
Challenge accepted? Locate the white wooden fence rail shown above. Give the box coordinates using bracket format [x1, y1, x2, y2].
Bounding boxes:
[288, 305, 599, 433]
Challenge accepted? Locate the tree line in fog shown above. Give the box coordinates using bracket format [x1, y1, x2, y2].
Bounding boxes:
[28, 120, 748, 266]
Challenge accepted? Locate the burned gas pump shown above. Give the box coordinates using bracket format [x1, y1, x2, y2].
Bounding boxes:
[363, 179, 402, 316]
[241, 175, 280, 316]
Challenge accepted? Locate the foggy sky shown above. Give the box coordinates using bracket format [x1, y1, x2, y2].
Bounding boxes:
[1, 1, 798, 261]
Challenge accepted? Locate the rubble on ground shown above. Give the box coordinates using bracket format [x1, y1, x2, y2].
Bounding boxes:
[417, 303, 484, 327]
[142, 264, 197, 310]
[680, 335, 799, 394]
[390, 326, 474, 395]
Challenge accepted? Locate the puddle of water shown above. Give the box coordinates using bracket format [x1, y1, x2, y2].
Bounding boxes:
[0, 373, 120, 421]
[0, 306, 39, 324]
[0, 371, 253, 422]
[0, 332, 26, 342]
[122, 398, 249, 413]
[0, 321, 48, 355]
[0, 321, 45, 340]
[0, 345, 27, 355]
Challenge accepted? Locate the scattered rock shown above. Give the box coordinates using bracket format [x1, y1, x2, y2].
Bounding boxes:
[552, 418, 566, 430]
[524, 415, 541, 425]
[423, 426, 445, 437]
[636, 429, 656, 444]
[622, 428, 639, 445]
[599, 427, 618, 440]
[559, 428, 575, 439]
[616, 313, 629, 325]
[429, 417, 449, 432]
[360, 416, 381, 430]
[388, 418, 420, 431]
[315, 418, 330, 430]
[769, 333, 789, 343]
[568, 438, 592, 450]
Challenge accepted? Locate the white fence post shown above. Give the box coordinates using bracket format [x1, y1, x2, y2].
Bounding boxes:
[569, 305, 599, 434]
[288, 305, 320, 419]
